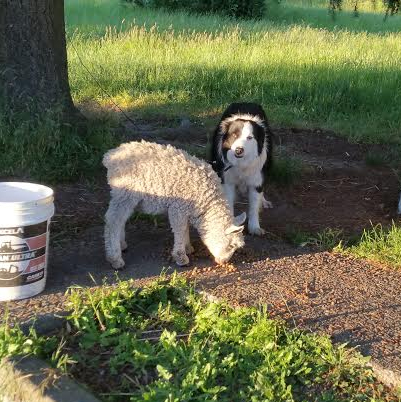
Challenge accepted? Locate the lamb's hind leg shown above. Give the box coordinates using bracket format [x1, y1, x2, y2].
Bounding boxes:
[168, 208, 190, 266]
[105, 195, 138, 270]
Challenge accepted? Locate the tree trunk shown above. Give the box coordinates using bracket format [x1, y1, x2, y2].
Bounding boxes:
[0, 0, 79, 119]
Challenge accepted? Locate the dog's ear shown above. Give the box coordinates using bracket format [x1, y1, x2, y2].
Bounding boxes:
[210, 125, 227, 173]
[219, 119, 231, 137]
[233, 212, 246, 226]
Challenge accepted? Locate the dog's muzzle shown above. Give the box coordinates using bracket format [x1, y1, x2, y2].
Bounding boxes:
[234, 147, 244, 158]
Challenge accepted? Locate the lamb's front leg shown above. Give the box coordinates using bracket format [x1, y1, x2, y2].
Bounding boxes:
[168, 208, 190, 266]
[248, 187, 265, 236]
[184, 222, 194, 254]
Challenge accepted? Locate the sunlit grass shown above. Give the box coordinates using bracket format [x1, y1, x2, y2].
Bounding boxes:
[278, 0, 393, 13]
[341, 223, 401, 268]
[66, 1, 401, 144]
[1, 276, 397, 400]
[266, 3, 401, 33]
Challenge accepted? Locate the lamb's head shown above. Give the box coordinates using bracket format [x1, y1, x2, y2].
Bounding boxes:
[204, 212, 246, 264]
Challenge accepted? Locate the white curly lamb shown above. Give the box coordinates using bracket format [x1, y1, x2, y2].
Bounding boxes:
[103, 140, 246, 269]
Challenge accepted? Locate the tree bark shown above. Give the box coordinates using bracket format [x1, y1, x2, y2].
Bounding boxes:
[0, 0, 79, 119]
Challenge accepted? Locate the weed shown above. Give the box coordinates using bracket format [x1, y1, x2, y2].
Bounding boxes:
[285, 227, 314, 246]
[286, 227, 344, 250]
[1, 276, 397, 400]
[339, 222, 401, 267]
[268, 156, 304, 186]
[0, 314, 63, 367]
[129, 211, 165, 227]
[180, 143, 207, 159]
[365, 151, 389, 167]
[315, 227, 344, 249]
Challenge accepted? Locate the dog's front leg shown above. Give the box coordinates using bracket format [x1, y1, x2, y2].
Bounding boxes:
[223, 182, 236, 215]
[262, 194, 273, 209]
[248, 187, 265, 236]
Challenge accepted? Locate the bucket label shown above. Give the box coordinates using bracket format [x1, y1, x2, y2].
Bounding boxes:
[0, 222, 48, 287]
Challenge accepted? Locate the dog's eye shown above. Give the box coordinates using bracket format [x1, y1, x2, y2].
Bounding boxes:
[247, 135, 253, 140]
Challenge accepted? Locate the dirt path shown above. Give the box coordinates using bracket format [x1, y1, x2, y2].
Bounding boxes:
[1, 122, 400, 379]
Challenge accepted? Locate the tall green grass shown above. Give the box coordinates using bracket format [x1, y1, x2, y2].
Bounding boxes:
[268, 0, 401, 33]
[0, 108, 116, 181]
[66, 0, 401, 144]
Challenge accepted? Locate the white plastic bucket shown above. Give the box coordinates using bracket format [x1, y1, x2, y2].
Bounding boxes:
[0, 182, 54, 301]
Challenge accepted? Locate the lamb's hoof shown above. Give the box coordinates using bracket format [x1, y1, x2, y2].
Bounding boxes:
[108, 257, 125, 270]
[121, 241, 128, 253]
[173, 251, 190, 267]
[248, 226, 266, 236]
[185, 244, 195, 255]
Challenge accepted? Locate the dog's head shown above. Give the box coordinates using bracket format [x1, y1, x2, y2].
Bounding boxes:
[219, 114, 266, 167]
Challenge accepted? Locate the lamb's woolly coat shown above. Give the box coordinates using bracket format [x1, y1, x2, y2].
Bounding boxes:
[103, 140, 245, 269]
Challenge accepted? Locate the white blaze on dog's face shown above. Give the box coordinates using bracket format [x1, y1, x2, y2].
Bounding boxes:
[223, 120, 260, 166]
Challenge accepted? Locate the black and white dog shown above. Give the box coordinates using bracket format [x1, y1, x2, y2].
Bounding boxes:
[210, 103, 273, 235]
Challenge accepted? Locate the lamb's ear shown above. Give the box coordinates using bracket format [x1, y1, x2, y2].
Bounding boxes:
[233, 212, 246, 226]
[225, 224, 244, 235]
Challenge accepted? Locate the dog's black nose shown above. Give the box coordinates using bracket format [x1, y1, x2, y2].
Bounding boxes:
[235, 147, 244, 157]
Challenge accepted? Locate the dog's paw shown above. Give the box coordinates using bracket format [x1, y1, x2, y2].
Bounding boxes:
[248, 225, 266, 236]
[262, 199, 273, 209]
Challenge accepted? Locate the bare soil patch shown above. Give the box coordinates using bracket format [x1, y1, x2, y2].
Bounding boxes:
[51, 122, 400, 241]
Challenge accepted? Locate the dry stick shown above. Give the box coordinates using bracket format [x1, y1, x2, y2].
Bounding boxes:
[308, 178, 350, 183]
[140, 329, 164, 334]
[123, 373, 140, 387]
[363, 185, 380, 191]
[100, 393, 135, 396]
[138, 332, 195, 341]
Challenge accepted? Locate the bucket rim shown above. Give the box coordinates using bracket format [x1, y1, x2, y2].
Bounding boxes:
[0, 181, 54, 206]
